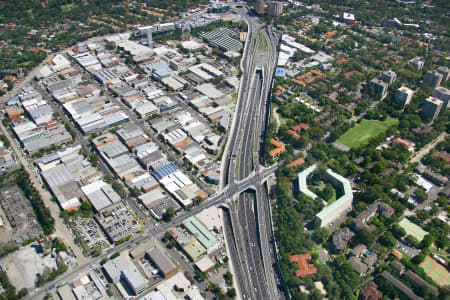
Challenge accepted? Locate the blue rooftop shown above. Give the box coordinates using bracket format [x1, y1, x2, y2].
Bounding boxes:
[6, 96, 20, 106]
[160, 101, 178, 112]
[275, 68, 286, 78]
[152, 163, 178, 180]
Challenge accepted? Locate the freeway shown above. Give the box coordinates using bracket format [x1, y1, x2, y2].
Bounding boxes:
[27, 4, 283, 300]
[28, 161, 276, 299]
[219, 5, 282, 300]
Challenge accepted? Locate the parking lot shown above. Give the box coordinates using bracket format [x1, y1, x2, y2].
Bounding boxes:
[136, 256, 165, 287]
[396, 240, 420, 258]
[70, 217, 109, 254]
[95, 203, 142, 243]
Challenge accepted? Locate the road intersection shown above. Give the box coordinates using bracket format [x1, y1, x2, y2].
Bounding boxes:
[22, 4, 283, 299]
[218, 5, 282, 300]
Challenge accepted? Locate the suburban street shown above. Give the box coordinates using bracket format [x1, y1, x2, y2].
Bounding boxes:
[0, 3, 285, 300]
[409, 131, 448, 164]
[28, 159, 277, 299]
[0, 121, 87, 264]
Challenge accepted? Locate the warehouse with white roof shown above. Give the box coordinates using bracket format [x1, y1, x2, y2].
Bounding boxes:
[81, 180, 121, 212]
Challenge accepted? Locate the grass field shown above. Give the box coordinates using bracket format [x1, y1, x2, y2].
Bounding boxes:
[27, 9, 34, 20]
[420, 256, 450, 286]
[337, 117, 398, 149]
[61, 3, 78, 12]
[258, 31, 268, 51]
[398, 218, 428, 242]
[421, 258, 436, 273]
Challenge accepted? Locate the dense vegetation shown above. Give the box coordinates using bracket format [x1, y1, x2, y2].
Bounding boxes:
[35, 264, 67, 287]
[0, 0, 211, 80]
[14, 168, 55, 235]
[0, 271, 28, 300]
[273, 164, 365, 299]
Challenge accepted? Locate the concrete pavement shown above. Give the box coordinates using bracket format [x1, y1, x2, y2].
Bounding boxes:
[3, 4, 284, 299]
[0, 121, 86, 264]
[218, 6, 282, 299]
[409, 131, 448, 164]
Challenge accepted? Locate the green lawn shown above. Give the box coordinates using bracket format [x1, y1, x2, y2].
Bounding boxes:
[420, 256, 450, 286]
[27, 9, 34, 20]
[398, 218, 428, 242]
[421, 258, 436, 274]
[230, 91, 238, 104]
[337, 117, 399, 148]
[258, 31, 268, 51]
[441, 272, 450, 286]
[61, 3, 78, 12]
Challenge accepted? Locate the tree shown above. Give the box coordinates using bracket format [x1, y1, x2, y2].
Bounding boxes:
[437, 195, 447, 207]
[356, 229, 376, 247]
[392, 224, 406, 239]
[103, 174, 114, 183]
[417, 210, 430, 222]
[379, 231, 396, 248]
[414, 188, 428, 203]
[92, 245, 102, 257]
[79, 201, 93, 218]
[79, 147, 89, 157]
[420, 234, 434, 249]
[129, 187, 141, 198]
[193, 196, 204, 205]
[163, 207, 175, 222]
[416, 285, 430, 298]
[313, 227, 330, 244]
[195, 268, 207, 282]
[88, 153, 99, 166]
[17, 287, 28, 298]
[223, 271, 233, 286]
[406, 235, 420, 248]
[321, 185, 336, 202]
[227, 288, 237, 298]
[412, 253, 426, 264]
[52, 238, 67, 253]
[287, 276, 302, 288]
[64, 122, 77, 139]
[15, 168, 55, 234]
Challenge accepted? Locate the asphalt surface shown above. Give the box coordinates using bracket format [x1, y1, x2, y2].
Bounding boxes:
[27, 161, 276, 299]
[218, 5, 282, 300]
[16, 4, 284, 299]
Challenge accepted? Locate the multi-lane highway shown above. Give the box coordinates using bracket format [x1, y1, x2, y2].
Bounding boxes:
[219, 5, 282, 300]
[28, 161, 277, 299]
[26, 4, 283, 300]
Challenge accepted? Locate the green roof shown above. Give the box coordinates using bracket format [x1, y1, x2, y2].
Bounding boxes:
[316, 169, 353, 221]
[183, 216, 217, 250]
[297, 165, 318, 199]
[183, 239, 206, 260]
[297, 165, 353, 223]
